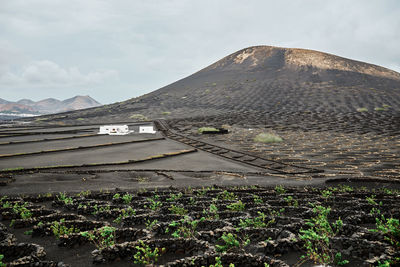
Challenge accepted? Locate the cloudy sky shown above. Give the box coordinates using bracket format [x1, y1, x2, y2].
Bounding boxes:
[1, 0, 399, 104]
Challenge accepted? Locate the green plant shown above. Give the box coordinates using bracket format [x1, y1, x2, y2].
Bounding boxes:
[198, 127, 219, 134]
[145, 196, 162, 211]
[275, 185, 286, 195]
[166, 216, 205, 238]
[239, 212, 271, 229]
[0, 254, 5, 267]
[298, 204, 345, 265]
[370, 214, 399, 249]
[76, 190, 91, 197]
[216, 232, 250, 253]
[113, 207, 136, 224]
[130, 114, 148, 121]
[167, 192, 183, 202]
[196, 187, 211, 196]
[2, 201, 11, 208]
[366, 195, 382, 206]
[374, 107, 385, 111]
[57, 192, 73, 205]
[133, 240, 166, 265]
[91, 204, 111, 215]
[203, 203, 219, 220]
[337, 185, 353, 193]
[145, 219, 159, 230]
[334, 252, 349, 265]
[209, 256, 235, 267]
[218, 190, 237, 201]
[81, 226, 116, 249]
[284, 196, 299, 207]
[253, 194, 263, 204]
[51, 219, 80, 239]
[189, 197, 196, 205]
[321, 189, 332, 199]
[382, 188, 394, 195]
[254, 133, 283, 143]
[226, 200, 245, 211]
[122, 193, 133, 204]
[161, 111, 171, 115]
[112, 193, 121, 200]
[356, 107, 368, 112]
[0, 196, 7, 205]
[12, 202, 32, 219]
[24, 230, 33, 235]
[168, 204, 188, 215]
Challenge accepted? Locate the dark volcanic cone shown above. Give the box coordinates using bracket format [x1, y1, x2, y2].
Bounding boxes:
[38, 46, 400, 122]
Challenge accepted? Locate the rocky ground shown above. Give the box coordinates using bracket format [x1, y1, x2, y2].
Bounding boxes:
[1, 185, 399, 266]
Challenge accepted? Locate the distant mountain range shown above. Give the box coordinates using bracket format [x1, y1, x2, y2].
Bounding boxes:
[0, 96, 101, 118]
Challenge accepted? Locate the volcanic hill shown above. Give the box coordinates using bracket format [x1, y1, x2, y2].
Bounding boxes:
[33, 46, 400, 127]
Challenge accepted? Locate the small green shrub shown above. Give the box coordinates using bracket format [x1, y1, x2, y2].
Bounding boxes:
[145, 196, 162, 211]
[298, 204, 345, 265]
[203, 204, 219, 220]
[145, 219, 158, 230]
[12, 202, 32, 219]
[284, 196, 299, 207]
[113, 207, 136, 224]
[168, 204, 188, 215]
[133, 240, 165, 265]
[0, 254, 5, 267]
[167, 192, 183, 202]
[209, 257, 235, 267]
[51, 219, 80, 239]
[130, 114, 148, 121]
[239, 212, 271, 229]
[227, 200, 245, 211]
[81, 226, 116, 249]
[57, 192, 73, 205]
[253, 194, 263, 204]
[122, 193, 133, 204]
[166, 216, 205, 238]
[356, 107, 368, 112]
[254, 133, 283, 143]
[275, 185, 286, 195]
[198, 127, 219, 134]
[218, 190, 237, 201]
[370, 214, 399, 249]
[216, 232, 250, 253]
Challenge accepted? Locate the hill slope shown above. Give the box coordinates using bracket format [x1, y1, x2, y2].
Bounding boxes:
[0, 95, 101, 119]
[33, 46, 400, 123]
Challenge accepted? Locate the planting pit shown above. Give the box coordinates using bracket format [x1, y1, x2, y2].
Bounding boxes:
[0, 185, 399, 266]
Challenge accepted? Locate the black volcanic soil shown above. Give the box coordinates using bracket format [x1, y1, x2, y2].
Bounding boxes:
[1, 186, 399, 266]
[1, 46, 399, 266]
[28, 45, 400, 125]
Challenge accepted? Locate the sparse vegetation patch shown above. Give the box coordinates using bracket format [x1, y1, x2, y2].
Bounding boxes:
[254, 133, 283, 143]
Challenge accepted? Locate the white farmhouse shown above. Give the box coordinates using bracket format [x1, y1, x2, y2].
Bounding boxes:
[98, 125, 132, 135]
[139, 126, 156, 134]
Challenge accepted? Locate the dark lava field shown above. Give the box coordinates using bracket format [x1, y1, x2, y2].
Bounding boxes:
[0, 46, 399, 266]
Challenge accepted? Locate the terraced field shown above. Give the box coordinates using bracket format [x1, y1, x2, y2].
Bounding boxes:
[1, 186, 399, 266]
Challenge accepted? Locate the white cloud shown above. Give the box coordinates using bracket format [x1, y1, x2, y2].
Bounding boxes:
[0, 0, 399, 104]
[0, 60, 118, 87]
